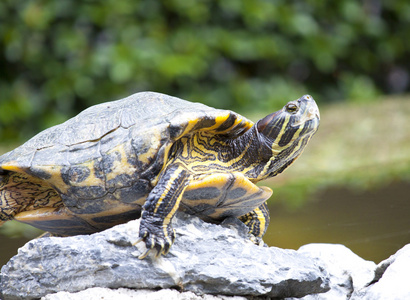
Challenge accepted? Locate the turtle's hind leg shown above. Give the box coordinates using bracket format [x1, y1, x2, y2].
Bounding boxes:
[239, 202, 270, 245]
[0, 171, 62, 224]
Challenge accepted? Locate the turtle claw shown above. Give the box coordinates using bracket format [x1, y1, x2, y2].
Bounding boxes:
[136, 236, 172, 260]
[138, 248, 152, 260]
[136, 235, 156, 259]
[136, 220, 175, 259]
[132, 237, 144, 246]
[249, 234, 265, 247]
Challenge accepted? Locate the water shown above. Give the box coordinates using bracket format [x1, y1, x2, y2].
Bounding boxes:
[1, 181, 409, 266]
[265, 180, 410, 263]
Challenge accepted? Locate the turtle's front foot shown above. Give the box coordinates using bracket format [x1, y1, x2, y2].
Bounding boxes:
[134, 163, 190, 259]
[136, 216, 175, 259]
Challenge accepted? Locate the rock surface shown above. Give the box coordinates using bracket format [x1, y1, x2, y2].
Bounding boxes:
[285, 244, 376, 300]
[351, 244, 410, 300]
[1, 212, 409, 300]
[1, 212, 329, 300]
[41, 287, 247, 300]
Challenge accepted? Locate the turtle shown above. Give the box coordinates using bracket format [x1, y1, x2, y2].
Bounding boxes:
[0, 91, 319, 258]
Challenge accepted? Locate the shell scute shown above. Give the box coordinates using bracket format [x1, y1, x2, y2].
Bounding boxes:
[61, 165, 91, 185]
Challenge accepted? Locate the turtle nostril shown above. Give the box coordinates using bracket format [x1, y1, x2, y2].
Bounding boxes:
[304, 95, 313, 101]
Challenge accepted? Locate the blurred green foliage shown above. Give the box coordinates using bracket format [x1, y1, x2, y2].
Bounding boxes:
[1, 0, 409, 142]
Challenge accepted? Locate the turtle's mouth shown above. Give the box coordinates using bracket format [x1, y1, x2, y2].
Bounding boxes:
[291, 104, 320, 128]
[308, 105, 320, 120]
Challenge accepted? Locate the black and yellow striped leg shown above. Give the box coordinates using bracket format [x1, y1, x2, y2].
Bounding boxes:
[137, 163, 190, 259]
[238, 201, 270, 244]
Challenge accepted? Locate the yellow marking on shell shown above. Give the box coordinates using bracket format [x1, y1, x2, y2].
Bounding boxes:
[211, 114, 231, 129]
[182, 111, 252, 136]
[201, 114, 232, 132]
[0, 163, 23, 173]
[105, 144, 137, 182]
[34, 161, 102, 193]
[14, 207, 69, 223]
[138, 131, 162, 165]
[177, 114, 230, 136]
[169, 117, 200, 142]
[211, 113, 253, 134]
[26, 165, 71, 194]
[71, 161, 103, 187]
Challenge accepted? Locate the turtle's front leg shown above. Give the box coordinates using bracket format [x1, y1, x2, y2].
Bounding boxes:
[137, 163, 190, 259]
[239, 202, 270, 245]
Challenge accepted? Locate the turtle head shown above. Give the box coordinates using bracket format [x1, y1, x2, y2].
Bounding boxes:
[255, 94, 320, 178]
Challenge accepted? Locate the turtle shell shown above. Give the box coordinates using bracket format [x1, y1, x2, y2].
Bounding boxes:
[0, 92, 253, 234]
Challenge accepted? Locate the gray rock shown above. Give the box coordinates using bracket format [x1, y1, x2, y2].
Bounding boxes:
[0, 212, 329, 300]
[285, 244, 376, 300]
[351, 244, 410, 300]
[41, 287, 247, 300]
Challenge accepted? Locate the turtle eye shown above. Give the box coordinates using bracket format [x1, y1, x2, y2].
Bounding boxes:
[285, 103, 298, 113]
